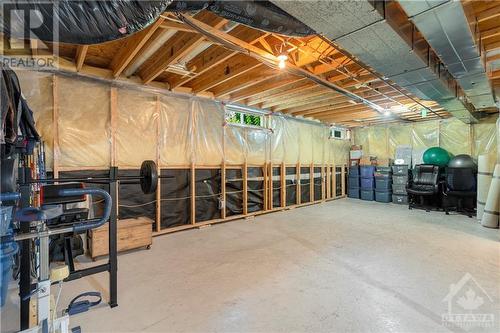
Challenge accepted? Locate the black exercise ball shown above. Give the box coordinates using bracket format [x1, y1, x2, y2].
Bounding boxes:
[448, 154, 477, 169]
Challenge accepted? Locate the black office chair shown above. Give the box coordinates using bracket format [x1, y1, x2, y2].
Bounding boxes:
[406, 164, 442, 211]
[442, 168, 477, 217]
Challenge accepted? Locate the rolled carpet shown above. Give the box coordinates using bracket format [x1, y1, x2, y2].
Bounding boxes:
[481, 164, 500, 229]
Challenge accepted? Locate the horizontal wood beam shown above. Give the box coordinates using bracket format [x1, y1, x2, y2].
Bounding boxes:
[231, 76, 305, 102]
[160, 20, 198, 33]
[485, 40, 500, 52]
[246, 80, 313, 106]
[477, 6, 500, 23]
[188, 54, 262, 93]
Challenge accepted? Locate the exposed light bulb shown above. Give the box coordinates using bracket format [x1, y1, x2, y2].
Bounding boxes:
[277, 53, 287, 69]
[384, 110, 391, 117]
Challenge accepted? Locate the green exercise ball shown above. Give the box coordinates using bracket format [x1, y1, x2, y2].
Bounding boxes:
[422, 147, 452, 167]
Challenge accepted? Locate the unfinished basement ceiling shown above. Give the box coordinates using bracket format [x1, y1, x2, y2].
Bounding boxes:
[271, 0, 499, 124]
[5, 1, 499, 127]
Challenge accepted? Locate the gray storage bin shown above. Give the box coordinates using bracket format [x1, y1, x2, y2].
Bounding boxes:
[375, 176, 392, 189]
[349, 166, 360, 176]
[392, 165, 409, 176]
[392, 175, 408, 185]
[360, 189, 374, 201]
[392, 184, 407, 195]
[348, 187, 360, 199]
[392, 194, 408, 204]
[375, 189, 392, 203]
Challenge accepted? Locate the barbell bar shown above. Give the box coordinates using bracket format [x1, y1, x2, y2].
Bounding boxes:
[20, 160, 160, 194]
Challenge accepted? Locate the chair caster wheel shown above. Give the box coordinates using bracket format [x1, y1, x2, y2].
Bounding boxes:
[445, 212, 449, 215]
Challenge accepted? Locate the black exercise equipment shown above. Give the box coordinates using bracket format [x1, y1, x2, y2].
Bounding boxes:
[21, 160, 159, 194]
[407, 164, 443, 211]
[442, 167, 477, 217]
[448, 154, 477, 170]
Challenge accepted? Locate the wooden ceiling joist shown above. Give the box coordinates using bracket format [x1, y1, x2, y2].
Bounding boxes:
[75, 45, 88, 72]
[110, 17, 165, 78]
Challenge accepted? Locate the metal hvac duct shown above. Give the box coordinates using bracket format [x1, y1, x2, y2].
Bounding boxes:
[398, 0, 496, 110]
[270, 0, 481, 123]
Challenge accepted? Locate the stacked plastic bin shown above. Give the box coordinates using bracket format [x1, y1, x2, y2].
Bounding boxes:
[374, 166, 392, 203]
[347, 165, 360, 198]
[392, 165, 409, 204]
[360, 165, 375, 200]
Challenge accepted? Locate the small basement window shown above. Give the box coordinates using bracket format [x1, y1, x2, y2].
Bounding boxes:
[330, 126, 351, 140]
[225, 106, 265, 128]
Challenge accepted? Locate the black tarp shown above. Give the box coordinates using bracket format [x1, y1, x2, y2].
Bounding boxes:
[300, 167, 310, 204]
[314, 167, 322, 201]
[2, 1, 172, 44]
[160, 169, 190, 229]
[168, 1, 314, 37]
[285, 167, 296, 206]
[272, 167, 281, 208]
[226, 168, 243, 216]
[2, 0, 313, 46]
[247, 167, 263, 213]
[195, 169, 221, 222]
[117, 169, 156, 221]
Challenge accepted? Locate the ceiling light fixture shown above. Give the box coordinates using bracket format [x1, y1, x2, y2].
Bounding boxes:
[277, 53, 288, 69]
[384, 110, 391, 117]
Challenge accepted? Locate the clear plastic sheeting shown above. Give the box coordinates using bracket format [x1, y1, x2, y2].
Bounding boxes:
[412, 121, 439, 149]
[282, 118, 301, 164]
[16, 71, 54, 170]
[192, 100, 223, 166]
[159, 95, 191, 166]
[354, 117, 498, 161]
[57, 76, 110, 168]
[473, 115, 498, 158]
[19, 71, 352, 171]
[388, 124, 412, 159]
[116, 89, 157, 167]
[440, 119, 471, 156]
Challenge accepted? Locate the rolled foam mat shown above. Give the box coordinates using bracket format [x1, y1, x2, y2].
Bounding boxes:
[481, 164, 500, 229]
[477, 154, 496, 220]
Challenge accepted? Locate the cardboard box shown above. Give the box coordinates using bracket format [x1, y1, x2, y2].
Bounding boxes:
[350, 149, 363, 159]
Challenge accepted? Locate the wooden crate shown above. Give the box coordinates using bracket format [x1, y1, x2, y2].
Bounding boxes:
[88, 217, 153, 259]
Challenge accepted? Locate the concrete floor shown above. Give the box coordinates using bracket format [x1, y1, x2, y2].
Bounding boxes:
[2, 198, 499, 333]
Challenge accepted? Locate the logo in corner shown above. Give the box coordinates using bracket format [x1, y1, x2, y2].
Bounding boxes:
[442, 272, 495, 329]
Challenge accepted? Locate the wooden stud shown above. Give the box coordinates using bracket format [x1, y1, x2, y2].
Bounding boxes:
[190, 163, 196, 225]
[243, 162, 248, 215]
[332, 165, 337, 199]
[221, 162, 226, 219]
[155, 95, 161, 233]
[110, 87, 118, 167]
[341, 165, 346, 197]
[310, 163, 314, 203]
[326, 164, 331, 199]
[269, 164, 273, 210]
[52, 75, 59, 177]
[75, 45, 88, 72]
[281, 163, 286, 208]
[296, 163, 301, 205]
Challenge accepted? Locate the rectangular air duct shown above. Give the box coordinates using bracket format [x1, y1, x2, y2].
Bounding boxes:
[398, 0, 496, 110]
[271, 0, 482, 123]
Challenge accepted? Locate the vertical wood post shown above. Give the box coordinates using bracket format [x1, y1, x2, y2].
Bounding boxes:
[243, 162, 248, 215]
[269, 164, 273, 210]
[280, 163, 286, 208]
[155, 95, 161, 232]
[296, 163, 301, 205]
[332, 165, 337, 199]
[221, 162, 226, 219]
[190, 163, 196, 224]
[310, 163, 314, 202]
[341, 164, 346, 196]
[52, 75, 59, 177]
[326, 164, 331, 199]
